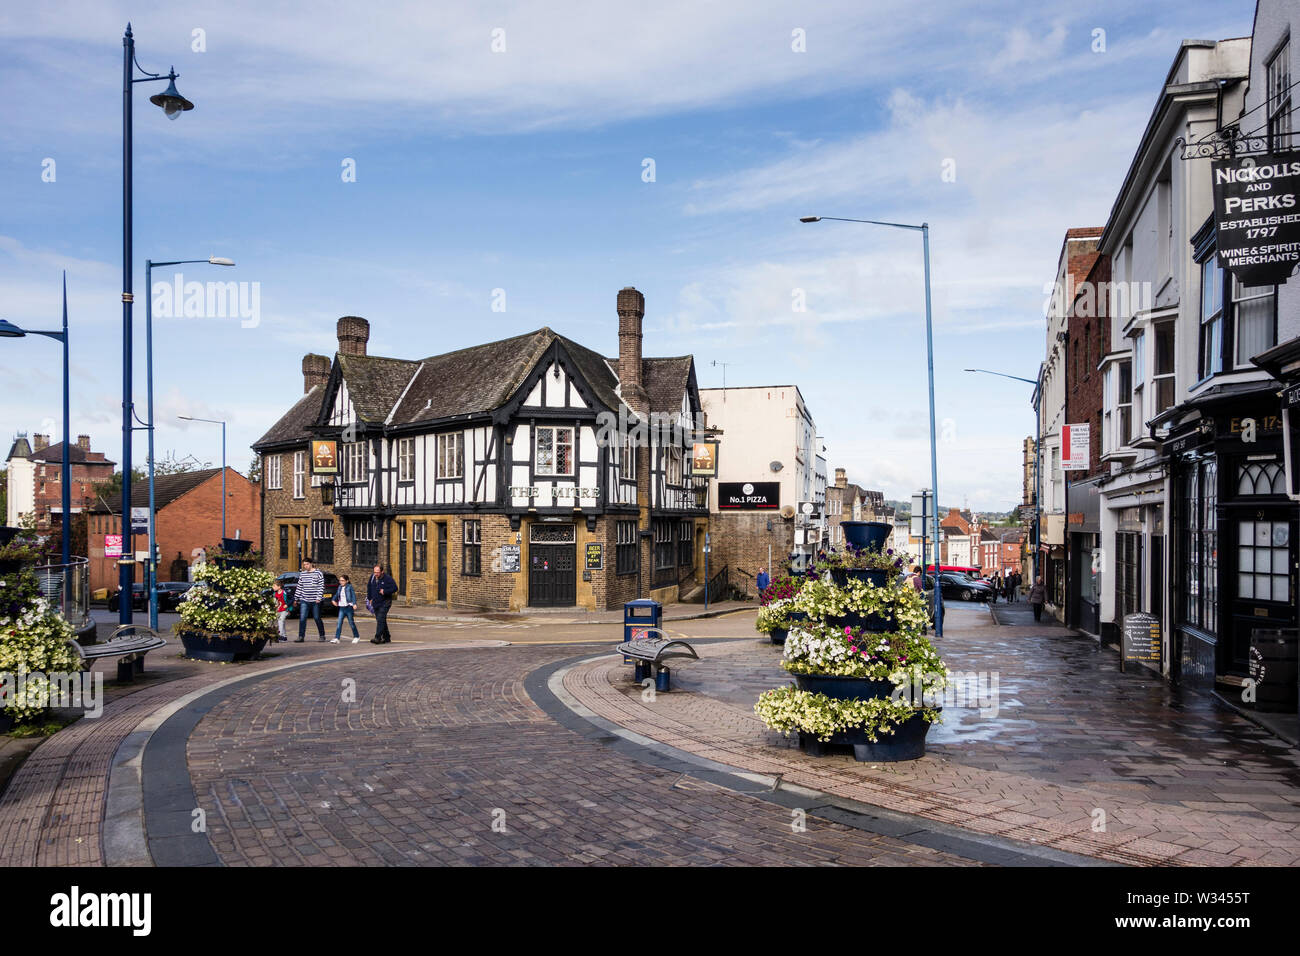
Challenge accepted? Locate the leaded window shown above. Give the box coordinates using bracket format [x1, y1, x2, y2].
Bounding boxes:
[535, 426, 574, 476]
[1237, 520, 1290, 603]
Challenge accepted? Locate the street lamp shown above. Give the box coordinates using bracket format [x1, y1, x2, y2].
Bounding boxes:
[119, 23, 196, 626]
[143, 257, 234, 630]
[964, 368, 1042, 581]
[177, 416, 226, 539]
[800, 215, 944, 635]
[0, 273, 71, 568]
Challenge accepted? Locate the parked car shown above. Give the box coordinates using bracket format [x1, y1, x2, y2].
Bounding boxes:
[155, 581, 193, 612]
[106, 584, 148, 612]
[271, 571, 340, 618]
[936, 572, 993, 603]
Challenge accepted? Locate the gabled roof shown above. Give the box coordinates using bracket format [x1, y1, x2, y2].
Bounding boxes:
[643, 356, 695, 414]
[89, 467, 228, 514]
[336, 353, 421, 423]
[6, 436, 31, 461]
[28, 442, 115, 467]
[254, 385, 325, 450]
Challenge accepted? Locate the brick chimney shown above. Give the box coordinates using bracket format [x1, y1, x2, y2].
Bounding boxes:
[302, 354, 331, 393]
[337, 316, 369, 357]
[617, 287, 648, 416]
[77, 434, 90, 450]
[835, 468, 847, 488]
[33, 434, 49, 451]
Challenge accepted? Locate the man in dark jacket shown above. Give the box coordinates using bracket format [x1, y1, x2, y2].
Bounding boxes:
[367, 564, 398, 643]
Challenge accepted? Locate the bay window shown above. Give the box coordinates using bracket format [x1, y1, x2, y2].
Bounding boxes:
[1232, 278, 1276, 367]
[1199, 256, 1223, 378]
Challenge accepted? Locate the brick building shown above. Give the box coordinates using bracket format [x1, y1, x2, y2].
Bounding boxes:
[1064, 251, 1111, 634]
[86, 467, 260, 593]
[255, 290, 711, 612]
[5, 432, 115, 531]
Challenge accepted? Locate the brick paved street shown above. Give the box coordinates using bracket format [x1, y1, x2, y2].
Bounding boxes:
[565, 605, 1300, 866]
[180, 644, 983, 865]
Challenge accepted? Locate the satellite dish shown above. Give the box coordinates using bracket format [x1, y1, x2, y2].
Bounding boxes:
[770, 460, 784, 473]
[780, 505, 796, 519]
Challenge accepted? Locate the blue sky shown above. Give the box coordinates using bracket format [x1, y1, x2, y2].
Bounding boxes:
[0, 0, 1255, 509]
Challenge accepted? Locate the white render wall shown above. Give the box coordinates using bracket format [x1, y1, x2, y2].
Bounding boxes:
[6, 456, 34, 526]
[700, 386, 817, 512]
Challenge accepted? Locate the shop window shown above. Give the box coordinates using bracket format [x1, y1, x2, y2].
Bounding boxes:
[1232, 278, 1276, 367]
[1199, 258, 1224, 378]
[1237, 520, 1291, 603]
[616, 520, 638, 575]
[677, 520, 693, 567]
[1237, 462, 1285, 496]
[535, 426, 573, 477]
[352, 519, 379, 568]
[413, 522, 427, 573]
[1180, 459, 1218, 632]
[463, 520, 481, 576]
[311, 519, 334, 565]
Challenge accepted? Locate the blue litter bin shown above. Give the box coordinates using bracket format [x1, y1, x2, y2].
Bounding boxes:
[623, 599, 662, 646]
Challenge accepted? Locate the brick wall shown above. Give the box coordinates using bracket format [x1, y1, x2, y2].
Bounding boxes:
[1067, 253, 1110, 482]
[708, 510, 794, 598]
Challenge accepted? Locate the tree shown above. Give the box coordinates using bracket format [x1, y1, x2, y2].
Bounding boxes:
[92, 467, 147, 505]
[246, 455, 262, 483]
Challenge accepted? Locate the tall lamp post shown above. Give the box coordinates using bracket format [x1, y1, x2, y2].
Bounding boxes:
[800, 215, 944, 635]
[0, 273, 71, 567]
[177, 416, 227, 539]
[120, 22, 196, 626]
[144, 257, 234, 630]
[964, 368, 1042, 580]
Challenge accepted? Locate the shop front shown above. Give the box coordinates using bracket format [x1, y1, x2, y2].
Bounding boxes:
[1066, 476, 1103, 635]
[1167, 386, 1297, 689]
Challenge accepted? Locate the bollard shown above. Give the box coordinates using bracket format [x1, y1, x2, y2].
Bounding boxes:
[655, 666, 670, 693]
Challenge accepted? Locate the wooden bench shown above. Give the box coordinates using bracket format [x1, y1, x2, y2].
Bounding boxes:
[616, 637, 698, 691]
[70, 625, 167, 682]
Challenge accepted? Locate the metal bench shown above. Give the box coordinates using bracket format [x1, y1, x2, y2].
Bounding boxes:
[70, 625, 167, 682]
[616, 637, 698, 691]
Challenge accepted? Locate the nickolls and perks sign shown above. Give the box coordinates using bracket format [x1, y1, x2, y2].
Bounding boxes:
[1212, 153, 1300, 286]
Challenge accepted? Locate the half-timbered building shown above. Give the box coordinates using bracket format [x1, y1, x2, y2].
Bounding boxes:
[254, 288, 712, 610]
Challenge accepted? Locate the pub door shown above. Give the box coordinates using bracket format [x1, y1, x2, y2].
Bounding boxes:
[397, 523, 407, 597]
[1224, 506, 1297, 673]
[530, 544, 577, 607]
[437, 523, 448, 602]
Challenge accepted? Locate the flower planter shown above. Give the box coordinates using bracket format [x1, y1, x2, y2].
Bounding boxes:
[826, 608, 894, 633]
[787, 611, 809, 625]
[797, 712, 931, 762]
[179, 631, 268, 663]
[828, 567, 892, 589]
[221, 538, 253, 555]
[840, 521, 892, 552]
[792, 672, 932, 761]
[769, 627, 788, 646]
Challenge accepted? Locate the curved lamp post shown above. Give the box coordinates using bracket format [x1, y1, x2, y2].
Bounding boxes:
[0, 273, 71, 568]
[800, 215, 944, 635]
[119, 22, 195, 626]
[177, 415, 227, 538]
[965, 368, 1042, 581]
[144, 257, 234, 630]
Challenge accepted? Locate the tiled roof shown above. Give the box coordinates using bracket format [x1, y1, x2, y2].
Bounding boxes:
[253, 385, 325, 450]
[89, 468, 225, 513]
[643, 356, 694, 414]
[27, 442, 115, 467]
[337, 353, 421, 423]
[6, 437, 31, 461]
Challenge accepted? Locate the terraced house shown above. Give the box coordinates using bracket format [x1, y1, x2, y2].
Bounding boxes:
[254, 288, 712, 610]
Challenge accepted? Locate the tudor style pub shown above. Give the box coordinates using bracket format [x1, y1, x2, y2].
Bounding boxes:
[254, 288, 713, 611]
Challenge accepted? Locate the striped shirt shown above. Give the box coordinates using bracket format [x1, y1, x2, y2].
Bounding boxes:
[296, 569, 326, 603]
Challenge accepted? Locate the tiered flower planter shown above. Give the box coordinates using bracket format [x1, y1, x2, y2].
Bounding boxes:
[754, 525, 945, 763]
[176, 539, 275, 663]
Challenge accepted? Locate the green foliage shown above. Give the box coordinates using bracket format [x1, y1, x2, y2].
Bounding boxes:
[175, 547, 276, 642]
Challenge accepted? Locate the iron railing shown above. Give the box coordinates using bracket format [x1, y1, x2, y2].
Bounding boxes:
[706, 564, 729, 604]
[34, 556, 91, 630]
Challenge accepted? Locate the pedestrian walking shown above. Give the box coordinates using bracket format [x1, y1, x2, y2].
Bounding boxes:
[988, 570, 999, 604]
[756, 566, 771, 595]
[907, 565, 924, 591]
[1003, 572, 1015, 603]
[294, 559, 327, 642]
[332, 574, 361, 643]
[367, 564, 398, 644]
[1011, 571, 1022, 602]
[273, 582, 289, 642]
[1029, 575, 1046, 622]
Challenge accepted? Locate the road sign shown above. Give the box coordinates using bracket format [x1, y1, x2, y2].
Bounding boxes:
[131, 507, 149, 536]
[105, 535, 123, 559]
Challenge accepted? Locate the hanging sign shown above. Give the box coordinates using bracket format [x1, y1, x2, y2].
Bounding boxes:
[312, 440, 338, 474]
[1060, 422, 1090, 471]
[1212, 153, 1300, 286]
